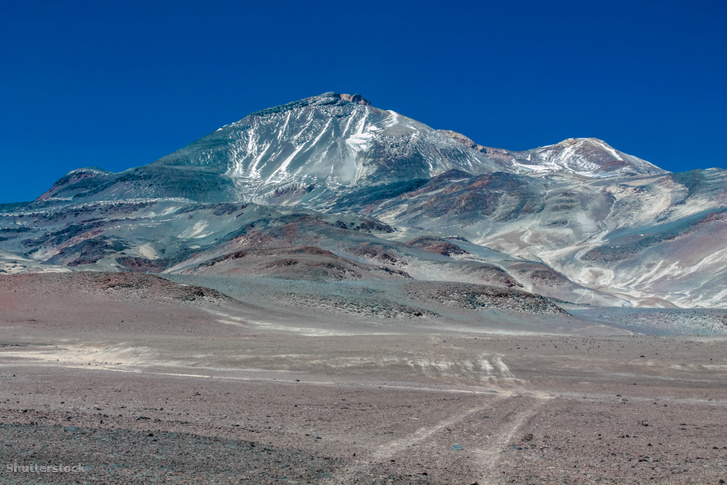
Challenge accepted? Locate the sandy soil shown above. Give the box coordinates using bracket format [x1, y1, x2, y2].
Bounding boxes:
[1, 273, 726, 484]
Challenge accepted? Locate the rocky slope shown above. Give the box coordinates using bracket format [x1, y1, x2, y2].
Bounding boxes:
[1, 92, 725, 309]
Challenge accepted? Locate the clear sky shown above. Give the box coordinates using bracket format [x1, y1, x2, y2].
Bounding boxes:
[1, 0, 725, 203]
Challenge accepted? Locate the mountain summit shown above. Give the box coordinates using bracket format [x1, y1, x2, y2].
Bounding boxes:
[439, 132, 665, 178]
[151, 92, 503, 204]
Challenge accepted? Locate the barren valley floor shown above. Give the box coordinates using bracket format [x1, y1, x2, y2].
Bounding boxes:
[1, 274, 726, 484]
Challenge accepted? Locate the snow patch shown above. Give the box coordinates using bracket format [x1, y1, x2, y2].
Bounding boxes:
[179, 221, 209, 239]
[138, 244, 159, 260]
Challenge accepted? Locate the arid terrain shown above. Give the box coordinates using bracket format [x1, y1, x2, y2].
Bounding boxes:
[1, 272, 725, 484]
[1, 92, 726, 484]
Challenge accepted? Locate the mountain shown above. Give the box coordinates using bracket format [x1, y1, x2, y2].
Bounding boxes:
[36, 92, 662, 208]
[1, 92, 725, 311]
[439, 131, 666, 178]
[38, 92, 502, 206]
[364, 167, 727, 308]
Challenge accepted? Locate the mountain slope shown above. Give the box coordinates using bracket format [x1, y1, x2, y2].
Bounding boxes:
[154, 92, 509, 206]
[364, 168, 727, 307]
[439, 131, 666, 178]
[36, 92, 668, 208]
[2, 92, 725, 309]
[38, 93, 505, 206]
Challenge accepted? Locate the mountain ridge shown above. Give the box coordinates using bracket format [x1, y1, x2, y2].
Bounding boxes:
[1, 92, 725, 310]
[39, 92, 666, 206]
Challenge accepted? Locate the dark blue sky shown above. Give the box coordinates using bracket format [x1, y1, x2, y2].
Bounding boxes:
[1, 0, 725, 203]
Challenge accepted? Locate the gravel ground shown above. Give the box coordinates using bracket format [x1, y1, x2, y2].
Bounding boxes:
[1, 273, 726, 484]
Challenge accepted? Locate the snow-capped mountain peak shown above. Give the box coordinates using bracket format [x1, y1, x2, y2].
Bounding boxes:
[519, 137, 666, 177]
[35, 93, 672, 207]
[149, 92, 501, 204]
[439, 131, 666, 178]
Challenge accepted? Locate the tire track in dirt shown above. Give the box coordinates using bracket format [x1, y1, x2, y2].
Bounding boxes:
[473, 395, 548, 484]
[322, 392, 550, 485]
[321, 397, 505, 485]
[370, 400, 501, 463]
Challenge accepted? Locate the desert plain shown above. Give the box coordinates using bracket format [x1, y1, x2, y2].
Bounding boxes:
[0, 272, 726, 484]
